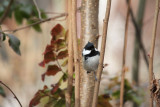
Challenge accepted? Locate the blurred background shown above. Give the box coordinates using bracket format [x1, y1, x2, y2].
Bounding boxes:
[0, 0, 160, 107]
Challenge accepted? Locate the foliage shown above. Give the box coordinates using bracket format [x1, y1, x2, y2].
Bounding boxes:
[97, 94, 112, 107]
[0, 32, 21, 55]
[0, 86, 6, 97]
[30, 24, 113, 107]
[107, 77, 144, 105]
[30, 24, 72, 107]
[0, 0, 47, 32]
[39, 24, 68, 81]
[0, 0, 47, 55]
[7, 34, 21, 55]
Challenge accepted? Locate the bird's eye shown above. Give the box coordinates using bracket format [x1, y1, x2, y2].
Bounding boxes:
[89, 46, 94, 50]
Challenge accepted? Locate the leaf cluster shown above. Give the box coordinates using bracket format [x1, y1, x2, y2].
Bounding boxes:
[39, 24, 68, 81]
[0, 0, 47, 32]
[107, 77, 144, 105]
[0, 0, 48, 55]
[30, 24, 72, 107]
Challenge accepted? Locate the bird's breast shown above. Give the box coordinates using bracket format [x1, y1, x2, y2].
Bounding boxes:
[83, 55, 100, 71]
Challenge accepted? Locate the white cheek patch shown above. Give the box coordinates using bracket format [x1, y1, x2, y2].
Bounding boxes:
[95, 48, 98, 51]
[82, 49, 91, 55]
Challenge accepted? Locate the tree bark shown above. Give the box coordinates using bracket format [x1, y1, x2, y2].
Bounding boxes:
[149, 0, 159, 106]
[80, 0, 99, 107]
[71, 0, 80, 107]
[65, 0, 73, 107]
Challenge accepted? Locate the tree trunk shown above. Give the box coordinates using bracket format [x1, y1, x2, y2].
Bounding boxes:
[65, 0, 73, 107]
[132, 0, 146, 87]
[132, 0, 146, 106]
[80, 0, 99, 107]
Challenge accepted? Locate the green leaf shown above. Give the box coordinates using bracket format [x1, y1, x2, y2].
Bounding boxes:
[44, 97, 57, 107]
[32, 24, 42, 32]
[7, 34, 21, 55]
[73, 74, 75, 79]
[14, 8, 23, 24]
[2, 33, 6, 41]
[0, 6, 4, 17]
[0, 33, 6, 41]
[54, 99, 65, 107]
[20, 10, 30, 19]
[41, 10, 47, 19]
[27, 20, 42, 32]
[61, 59, 68, 67]
[112, 90, 120, 99]
[0, 86, 6, 97]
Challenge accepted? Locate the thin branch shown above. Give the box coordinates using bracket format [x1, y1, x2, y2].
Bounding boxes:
[71, 0, 80, 106]
[43, 12, 66, 14]
[129, 5, 149, 68]
[43, 7, 81, 15]
[1, 13, 67, 33]
[0, 0, 14, 24]
[65, 0, 73, 106]
[33, 0, 42, 20]
[120, 0, 131, 106]
[92, 0, 111, 107]
[0, 81, 22, 107]
[56, 58, 65, 74]
[149, 0, 160, 106]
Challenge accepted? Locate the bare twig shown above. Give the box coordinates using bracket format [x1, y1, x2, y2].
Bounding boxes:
[0, 0, 14, 24]
[43, 7, 81, 15]
[92, 0, 111, 107]
[33, 0, 42, 20]
[149, 0, 160, 106]
[65, 0, 73, 106]
[43, 12, 66, 14]
[1, 13, 67, 33]
[71, 0, 80, 107]
[0, 81, 22, 107]
[120, 0, 131, 106]
[56, 58, 65, 74]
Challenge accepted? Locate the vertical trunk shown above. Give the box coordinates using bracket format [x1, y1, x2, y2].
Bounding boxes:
[132, 0, 146, 106]
[149, 0, 159, 106]
[80, 0, 99, 107]
[132, 0, 146, 86]
[65, 0, 73, 107]
[71, 0, 80, 106]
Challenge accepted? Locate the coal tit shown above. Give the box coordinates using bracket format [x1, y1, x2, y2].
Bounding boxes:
[82, 42, 100, 79]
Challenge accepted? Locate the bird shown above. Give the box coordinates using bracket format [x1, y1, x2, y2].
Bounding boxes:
[82, 42, 100, 80]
